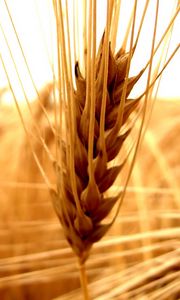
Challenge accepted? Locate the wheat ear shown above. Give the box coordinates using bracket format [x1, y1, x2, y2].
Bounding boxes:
[49, 1, 180, 298]
[48, 1, 180, 298]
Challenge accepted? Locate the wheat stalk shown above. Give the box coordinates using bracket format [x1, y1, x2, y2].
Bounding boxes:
[0, 0, 179, 299]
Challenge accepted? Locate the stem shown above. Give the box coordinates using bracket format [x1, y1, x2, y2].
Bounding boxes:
[78, 260, 90, 300]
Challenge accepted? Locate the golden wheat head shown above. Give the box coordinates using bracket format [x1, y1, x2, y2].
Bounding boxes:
[50, 35, 144, 264]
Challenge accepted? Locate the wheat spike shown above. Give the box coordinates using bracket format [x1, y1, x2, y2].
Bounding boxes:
[51, 38, 144, 263]
[50, 0, 158, 264]
[48, 2, 179, 298]
[47, 1, 180, 298]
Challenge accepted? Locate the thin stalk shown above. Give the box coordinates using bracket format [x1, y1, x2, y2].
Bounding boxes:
[57, 0, 82, 215]
[99, 0, 111, 152]
[3, 0, 54, 132]
[0, 23, 55, 156]
[110, 0, 121, 53]
[88, 0, 96, 181]
[78, 261, 90, 300]
[112, 0, 159, 223]
[0, 54, 52, 190]
[113, 0, 137, 134]
[133, 0, 150, 53]
[83, 0, 87, 74]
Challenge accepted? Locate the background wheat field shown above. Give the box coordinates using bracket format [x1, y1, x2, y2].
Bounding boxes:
[0, 0, 180, 299]
[0, 96, 179, 299]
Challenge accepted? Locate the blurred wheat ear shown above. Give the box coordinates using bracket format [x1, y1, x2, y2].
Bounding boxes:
[0, 0, 179, 299]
